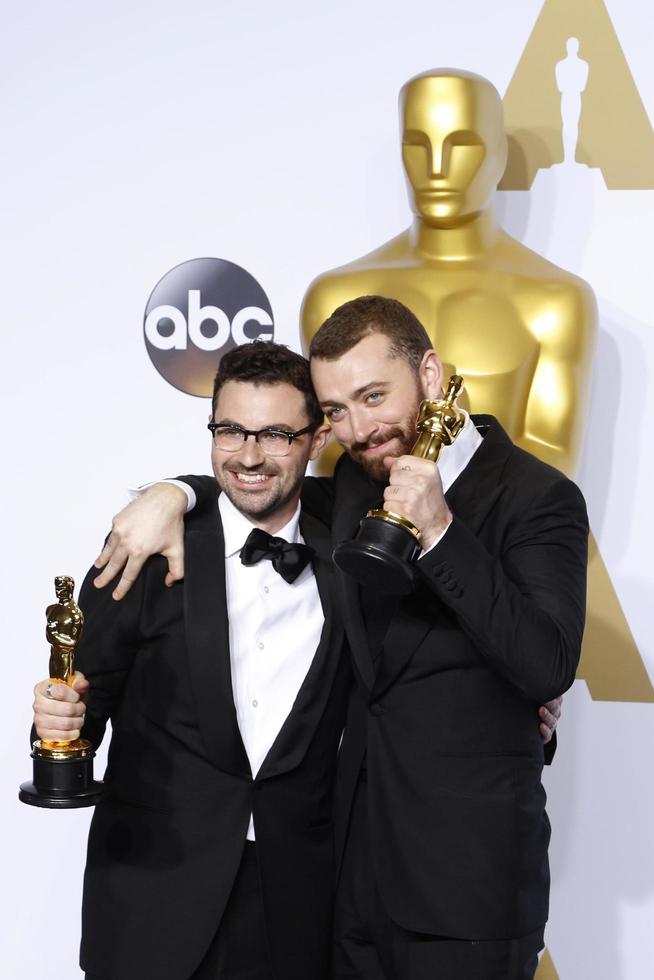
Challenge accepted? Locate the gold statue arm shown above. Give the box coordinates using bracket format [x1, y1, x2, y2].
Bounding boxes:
[517, 283, 598, 478]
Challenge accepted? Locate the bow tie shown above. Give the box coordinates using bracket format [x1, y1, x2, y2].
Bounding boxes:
[240, 528, 314, 584]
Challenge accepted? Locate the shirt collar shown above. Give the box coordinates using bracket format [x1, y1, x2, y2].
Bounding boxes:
[436, 410, 482, 494]
[219, 492, 302, 558]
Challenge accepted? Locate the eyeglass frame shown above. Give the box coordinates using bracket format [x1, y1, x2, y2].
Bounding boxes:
[207, 421, 318, 456]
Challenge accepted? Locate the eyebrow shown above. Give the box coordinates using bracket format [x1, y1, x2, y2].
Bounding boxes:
[320, 381, 389, 408]
[214, 418, 297, 431]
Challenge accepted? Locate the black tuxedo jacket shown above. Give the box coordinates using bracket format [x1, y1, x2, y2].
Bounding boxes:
[73, 494, 350, 980]
[329, 416, 588, 941]
[183, 417, 587, 942]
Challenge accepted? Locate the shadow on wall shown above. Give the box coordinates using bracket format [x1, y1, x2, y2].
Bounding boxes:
[496, 137, 599, 270]
[545, 681, 654, 979]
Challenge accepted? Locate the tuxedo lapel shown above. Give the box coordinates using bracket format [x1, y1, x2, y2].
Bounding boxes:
[184, 499, 251, 779]
[443, 416, 512, 537]
[257, 509, 346, 780]
[331, 457, 385, 692]
[372, 417, 513, 700]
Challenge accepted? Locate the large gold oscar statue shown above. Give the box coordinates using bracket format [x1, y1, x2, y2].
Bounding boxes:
[301, 68, 653, 705]
[303, 69, 596, 471]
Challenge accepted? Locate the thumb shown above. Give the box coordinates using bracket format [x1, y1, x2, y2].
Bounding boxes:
[71, 671, 90, 693]
[164, 547, 185, 587]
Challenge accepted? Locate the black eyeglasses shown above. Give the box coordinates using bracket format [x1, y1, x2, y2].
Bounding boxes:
[208, 422, 316, 457]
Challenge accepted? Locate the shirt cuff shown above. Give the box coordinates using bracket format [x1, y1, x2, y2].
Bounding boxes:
[127, 480, 196, 513]
[418, 518, 452, 558]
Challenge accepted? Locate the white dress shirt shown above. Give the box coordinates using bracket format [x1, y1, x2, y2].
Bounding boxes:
[219, 493, 323, 839]
[435, 410, 482, 495]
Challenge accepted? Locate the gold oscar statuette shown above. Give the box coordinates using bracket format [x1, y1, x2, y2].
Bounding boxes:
[333, 376, 465, 594]
[19, 576, 103, 808]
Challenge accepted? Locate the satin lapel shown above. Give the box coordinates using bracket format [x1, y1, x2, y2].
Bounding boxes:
[184, 499, 250, 779]
[257, 510, 345, 780]
[332, 455, 385, 543]
[331, 458, 384, 693]
[339, 576, 375, 691]
[443, 416, 512, 537]
[372, 417, 513, 700]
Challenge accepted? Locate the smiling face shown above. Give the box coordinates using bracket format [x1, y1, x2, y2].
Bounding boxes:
[210, 380, 329, 533]
[400, 71, 507, 226]
[311, 333, 443, 480]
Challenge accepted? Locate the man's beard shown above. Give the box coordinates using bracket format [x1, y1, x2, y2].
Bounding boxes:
[348, 414, 419, 481]
[216, 464, 303, 522]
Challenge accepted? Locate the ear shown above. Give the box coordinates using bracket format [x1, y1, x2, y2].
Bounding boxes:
[418, 349, 444, 400]
[309, 423, 332, 461]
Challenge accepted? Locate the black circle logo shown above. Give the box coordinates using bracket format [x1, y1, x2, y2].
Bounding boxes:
[144, 257, 274, 397]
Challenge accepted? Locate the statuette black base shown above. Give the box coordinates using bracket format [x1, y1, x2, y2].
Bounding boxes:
[19, 749, 103, 809]
[333, 516, 421, 594]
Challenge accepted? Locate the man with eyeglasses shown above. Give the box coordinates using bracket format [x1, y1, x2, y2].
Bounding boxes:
[30, 342, 351, 980]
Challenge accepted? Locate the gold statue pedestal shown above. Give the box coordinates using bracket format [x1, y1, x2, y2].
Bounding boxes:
[19, 737, 103, 809]
[334, 510, 423, 595]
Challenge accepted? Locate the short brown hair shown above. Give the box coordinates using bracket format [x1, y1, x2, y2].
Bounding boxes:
[309, 296, 431, 371]
[212, 341, 323, 428]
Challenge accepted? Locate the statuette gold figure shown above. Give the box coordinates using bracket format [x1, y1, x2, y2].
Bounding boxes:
[19, 577, 103, 807]
[46, 574, 84, 690]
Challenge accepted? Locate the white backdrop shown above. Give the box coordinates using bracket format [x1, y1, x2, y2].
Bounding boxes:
[2, 2, 652, 977]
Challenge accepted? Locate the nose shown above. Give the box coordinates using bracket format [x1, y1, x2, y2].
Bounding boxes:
[236, 434, 266, 467]
[348, 408, 378, 447]
[428, 139, 446, 178]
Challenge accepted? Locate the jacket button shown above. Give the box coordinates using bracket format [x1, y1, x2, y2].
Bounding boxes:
[369, 703, 383, 717]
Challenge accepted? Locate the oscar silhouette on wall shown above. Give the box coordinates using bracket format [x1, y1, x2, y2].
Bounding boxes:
[502, 0, 654, 189]
[556, 37, 589, 167]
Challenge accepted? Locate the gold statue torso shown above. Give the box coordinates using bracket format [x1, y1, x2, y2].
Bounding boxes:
[303, 223, 596, 476]
[46, 577, 84, 685]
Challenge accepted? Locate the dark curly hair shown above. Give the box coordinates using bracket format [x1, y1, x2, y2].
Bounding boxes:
[309, 295, 431, 372]
[211, 341, 323, 428]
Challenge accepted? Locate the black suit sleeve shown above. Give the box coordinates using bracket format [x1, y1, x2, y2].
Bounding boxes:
[417, 477, 588, 704]
[175, 474, 217, 511]
[72, 560, 145, 750]
[174, 473, 336, 522]
[301, 476, 335, 521]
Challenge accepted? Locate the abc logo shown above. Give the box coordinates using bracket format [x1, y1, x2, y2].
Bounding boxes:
[144, 257, 274, 397]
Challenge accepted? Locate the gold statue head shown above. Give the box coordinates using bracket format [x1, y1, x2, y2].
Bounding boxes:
[54, 575, 74, 601]
[399, 69, 507, 227]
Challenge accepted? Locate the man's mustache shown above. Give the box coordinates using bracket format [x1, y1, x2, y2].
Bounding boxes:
[349, 426, 407, 455]
[224, 464, 279, 476]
